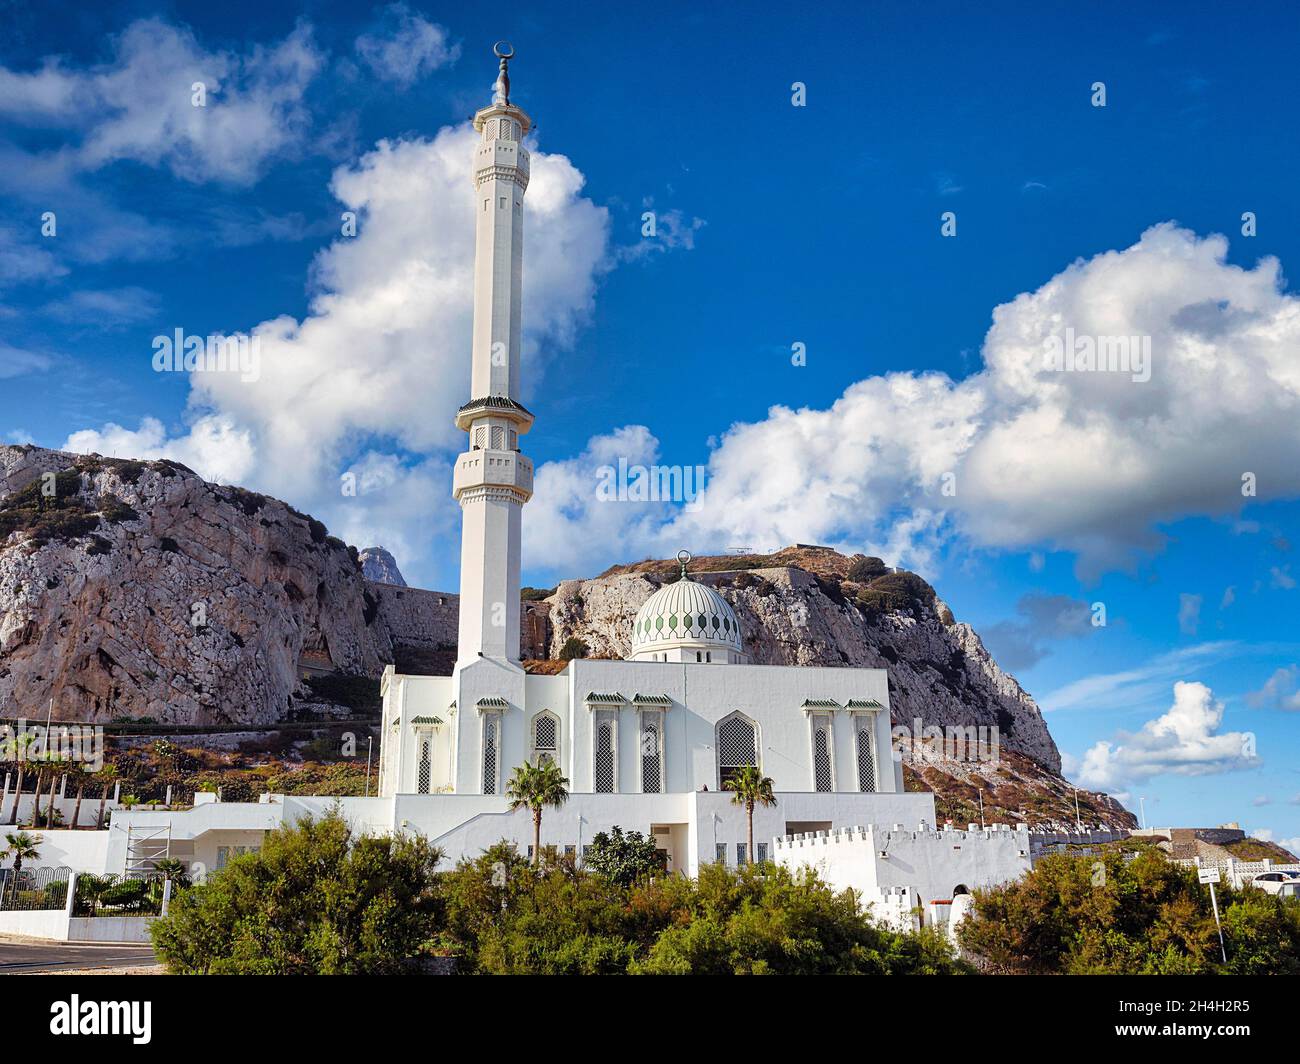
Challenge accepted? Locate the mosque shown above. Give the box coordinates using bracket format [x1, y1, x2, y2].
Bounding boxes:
[13, 47, 1031, 933]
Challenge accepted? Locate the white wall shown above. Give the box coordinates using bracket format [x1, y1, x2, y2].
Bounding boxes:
[2, 828, 110, 872]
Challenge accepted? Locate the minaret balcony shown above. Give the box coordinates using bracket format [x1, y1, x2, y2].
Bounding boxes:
[453, 448, 534, 503]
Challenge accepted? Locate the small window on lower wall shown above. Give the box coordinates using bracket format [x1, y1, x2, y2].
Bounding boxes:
[756, 842, 769, 864]
[736, 842, 748, 866]
[715, 843, 727, 865]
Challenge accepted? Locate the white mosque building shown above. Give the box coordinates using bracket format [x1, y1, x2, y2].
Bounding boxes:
[7, 47, 1030, 933]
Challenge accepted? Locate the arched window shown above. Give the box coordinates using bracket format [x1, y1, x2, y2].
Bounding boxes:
[532, 712, 558, 766]
[593, 709, 617, 792]
[417, 735, 432, 794]
[482, 714, 501, 795]
[810, 714, 834, 792]
[640, 711, 664, 793]
[854, 715, 876, 793]
[716, 712, 758, 789]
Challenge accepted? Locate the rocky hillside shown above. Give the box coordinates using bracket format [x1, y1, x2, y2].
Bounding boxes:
[541, 547, 1060, 771]
[0, 444, 1132, 828]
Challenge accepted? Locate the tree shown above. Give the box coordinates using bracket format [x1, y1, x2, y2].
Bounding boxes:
[1, 831, 42, 877]
[69, 769, 89, 829]
[154, 858, 191, 889]
[846, 556, 888, 583]
[505, 761, 569, 866]
[94, 765, 117, 828]
[723, 765, 776, 865]
[0, 732, 33, 825]
[585, 826, 664, 888]
[150, 811, 443, 974]
[957, 848, 1300, 975]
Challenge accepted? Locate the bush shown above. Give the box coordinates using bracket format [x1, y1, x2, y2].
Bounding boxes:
[151, 811, 443, 974]
[584, 826, 665, 888]
[521, 587, 555, 601]
[958, 849, 1300, 974]
[847, 556, 889, 583]
[559, 637, 588, 661]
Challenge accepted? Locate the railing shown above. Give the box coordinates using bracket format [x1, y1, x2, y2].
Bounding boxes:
[70, 873, 167, 917]
[0, 865, 72, 911]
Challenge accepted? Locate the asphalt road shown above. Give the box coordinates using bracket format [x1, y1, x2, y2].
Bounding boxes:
[0, 938, 158, 974]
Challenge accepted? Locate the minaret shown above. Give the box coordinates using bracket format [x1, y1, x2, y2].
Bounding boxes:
[452, 43, 534, 669]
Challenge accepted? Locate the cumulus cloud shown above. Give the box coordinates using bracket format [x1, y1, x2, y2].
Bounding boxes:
[1075, 680, 1259, 791]
[0, 17, 324, 184]
[66, 124, 609, 586]
[355, 4, 459, 88]
[532, 224, 1300, 581]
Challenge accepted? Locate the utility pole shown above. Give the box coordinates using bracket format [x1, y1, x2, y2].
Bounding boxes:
[978, 788, 984, 829]
[1074, 788, 1082, 832]
[1139, 796, 1147, 831]
[364, 736, 374, 797]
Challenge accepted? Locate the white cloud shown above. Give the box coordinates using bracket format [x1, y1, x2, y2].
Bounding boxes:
[1246, 665, 1300, 711]
[0, 18, 325, 185]
[66, 124, 609, 587]
[43, 286, 160, 327]
[0, 344, 52, 379]
[1075, 680, 1259, 791]
[1040, 642, 1238, 714]
[64, 415, 256, 487]
[355, 4, 459, 88]
[1280, 838, 1300, 858]
[529, 224, 1300, 581]
[1178, 592, 1202, 635]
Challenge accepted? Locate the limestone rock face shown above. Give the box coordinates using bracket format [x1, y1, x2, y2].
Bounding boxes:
[358, 547, 406, 587]
[542, 565, 1062, 774]
[0, 445, 387, 724]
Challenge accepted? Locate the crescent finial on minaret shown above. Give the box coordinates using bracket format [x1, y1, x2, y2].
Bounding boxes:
[492, 41, 515, 105]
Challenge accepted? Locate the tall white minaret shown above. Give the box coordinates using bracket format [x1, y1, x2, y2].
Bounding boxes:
[452, 43, 534, 669]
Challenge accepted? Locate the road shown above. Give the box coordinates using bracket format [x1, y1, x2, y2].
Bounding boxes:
[0, 938, 159, 974]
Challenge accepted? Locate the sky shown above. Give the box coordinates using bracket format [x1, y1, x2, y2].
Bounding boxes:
[1, 0, 1297, 846]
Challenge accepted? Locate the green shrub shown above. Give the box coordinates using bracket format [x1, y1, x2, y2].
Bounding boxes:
[151, 812, 443, 974]
[559, 636, 588, 661]
[847, 556, 889, 582]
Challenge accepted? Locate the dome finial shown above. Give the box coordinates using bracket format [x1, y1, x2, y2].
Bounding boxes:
[676, 549, 692, 581]
[492, 41, 514, 105]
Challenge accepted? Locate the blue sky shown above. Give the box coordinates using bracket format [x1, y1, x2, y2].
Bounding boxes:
[1, 1, 1297, 844]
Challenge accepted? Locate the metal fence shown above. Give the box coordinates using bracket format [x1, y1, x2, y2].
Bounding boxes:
[0, 865, 72, 911]
[71, 872, 166, 917]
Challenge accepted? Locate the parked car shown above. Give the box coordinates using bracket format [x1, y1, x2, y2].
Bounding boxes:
[1249, 871, 1300, 895]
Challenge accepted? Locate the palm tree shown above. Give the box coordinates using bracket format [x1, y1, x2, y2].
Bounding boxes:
[723, 765, 777, 866]
[1, 831, 43, 902]
[94, 765, 117, 828]
[505, 761, 569, 866]
[1, 734, 24, 826]
[70, 770, 88, 830]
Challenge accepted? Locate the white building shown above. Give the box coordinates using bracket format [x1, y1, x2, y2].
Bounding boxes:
[6, 47, 1030, 929]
